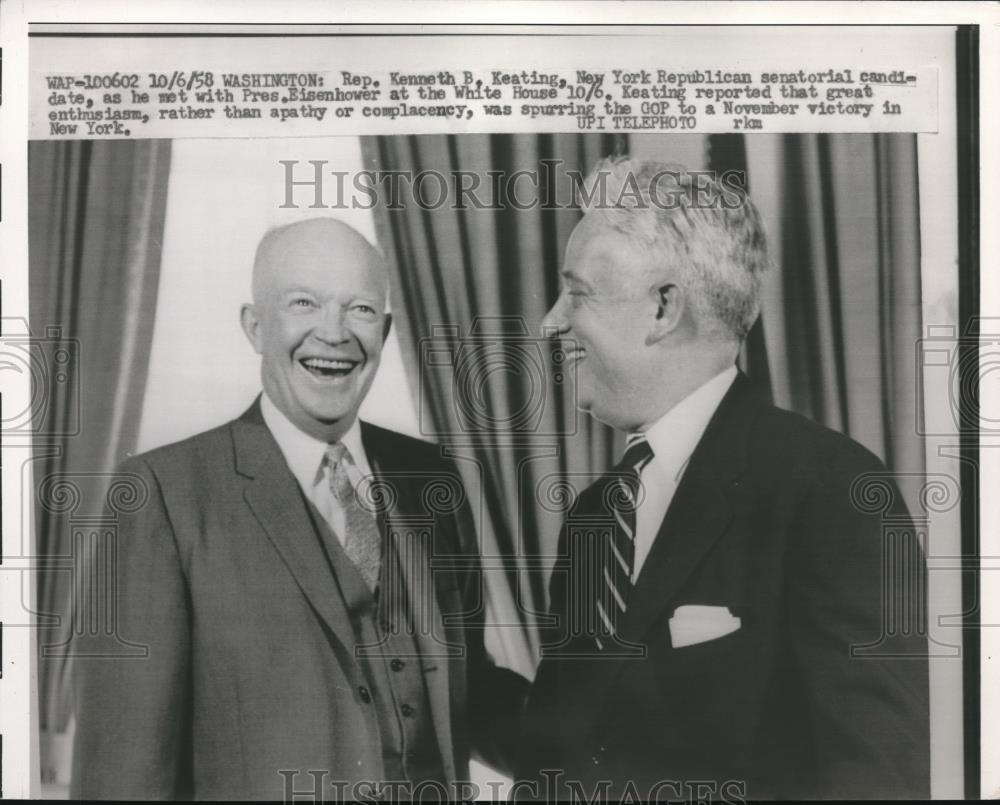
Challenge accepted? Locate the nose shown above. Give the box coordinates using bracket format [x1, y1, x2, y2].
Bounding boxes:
[311, 303, 349, 344]
[541, 293, 569, 338]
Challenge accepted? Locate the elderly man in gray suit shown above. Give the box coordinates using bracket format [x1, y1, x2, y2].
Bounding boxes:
[72, 218, 525, 800]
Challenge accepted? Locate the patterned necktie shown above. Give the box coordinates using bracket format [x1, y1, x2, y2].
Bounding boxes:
[324, 442, 382, 593]
[595, 434, 654, 650]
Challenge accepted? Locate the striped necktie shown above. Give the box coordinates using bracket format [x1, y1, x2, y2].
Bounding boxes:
[324, 442, 383, 593]
[595, 434, 654, 651]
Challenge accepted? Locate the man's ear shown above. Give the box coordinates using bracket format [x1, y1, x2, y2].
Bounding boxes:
[382, 312, 393, 344]
[646, 283, 684, 345]
[240, 303, 264, 355]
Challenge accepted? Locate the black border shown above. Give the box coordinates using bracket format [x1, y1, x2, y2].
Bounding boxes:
[955, 23, 980, 802]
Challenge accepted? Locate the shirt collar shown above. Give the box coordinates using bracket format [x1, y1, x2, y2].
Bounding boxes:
[260, 392, 371, 491]
[635, 365, 738, 482]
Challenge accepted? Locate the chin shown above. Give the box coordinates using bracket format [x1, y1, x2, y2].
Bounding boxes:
[309, 402, 357, 425]
[295, 392, 355, 425]
[581, 395, 626, 430]
[587, 409, 619, 429]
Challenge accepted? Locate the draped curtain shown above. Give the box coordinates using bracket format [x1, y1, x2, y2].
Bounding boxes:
[364, 134, 622, 675]
[29, 140, 171, 745]
[746, 134, 925, 488]
[367, 132, 924, 676]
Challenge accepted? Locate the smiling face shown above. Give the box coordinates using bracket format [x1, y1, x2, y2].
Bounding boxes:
[542, 215, 666, 431]
[241, 220, 390, 442]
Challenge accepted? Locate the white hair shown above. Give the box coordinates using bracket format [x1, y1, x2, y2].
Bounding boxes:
[578, 156, 770, 340]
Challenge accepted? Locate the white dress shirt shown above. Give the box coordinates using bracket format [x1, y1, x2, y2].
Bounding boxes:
[260, 392, 373, 545]
[629, 365, 738, 582]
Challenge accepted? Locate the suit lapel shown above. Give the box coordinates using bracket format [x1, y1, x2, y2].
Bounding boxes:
[233, 401, 358, 656]
[620, 465, 734, 644]
[623, 374, 757, 643]
[362, 423, 457, 784]
[234, 404, 459, 779]
[555, 375, 759, 734]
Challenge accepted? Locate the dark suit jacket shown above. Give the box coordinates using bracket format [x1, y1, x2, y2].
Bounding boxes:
[519, 374, 930, 800]
[71, 399, 525, 800]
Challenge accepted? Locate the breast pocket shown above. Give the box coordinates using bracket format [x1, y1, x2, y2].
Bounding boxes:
[669, 622, 748, 659]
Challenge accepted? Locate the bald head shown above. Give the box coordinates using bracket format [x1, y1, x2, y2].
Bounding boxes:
[252, 218, 388, 307]
[241, 217, 392, 443]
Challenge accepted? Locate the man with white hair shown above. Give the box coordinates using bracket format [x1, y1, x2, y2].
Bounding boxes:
[518, 158, 929, 800]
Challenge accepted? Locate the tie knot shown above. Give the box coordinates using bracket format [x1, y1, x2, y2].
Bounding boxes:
[324, 442, 356, 501]
[620, 436, 654, 472]
[324, 441, 349, 465]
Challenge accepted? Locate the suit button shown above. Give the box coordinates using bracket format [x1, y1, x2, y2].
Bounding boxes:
[391, 659, 406, 672]
[358, 686, 372, 704]
[401, 703, 414, 717]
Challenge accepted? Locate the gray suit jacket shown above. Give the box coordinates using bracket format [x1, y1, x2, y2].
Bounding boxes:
[71, 399, 525, 800]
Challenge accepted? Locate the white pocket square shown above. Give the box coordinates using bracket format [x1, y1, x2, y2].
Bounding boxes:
[668, 605, 741, 648]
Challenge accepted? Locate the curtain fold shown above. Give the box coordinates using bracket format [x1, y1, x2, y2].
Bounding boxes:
[29, 140, 172, 738]
[752, 134, 924, 482]
[365, 134, 618, 675]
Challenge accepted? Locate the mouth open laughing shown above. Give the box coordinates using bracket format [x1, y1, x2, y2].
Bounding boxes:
[298, 356, 361, 381]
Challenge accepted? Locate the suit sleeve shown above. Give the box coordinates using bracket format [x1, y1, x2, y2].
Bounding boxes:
[787, 446, 930, 799]
[70, 457, 193, 799]
[514, 521, 570, 780]
[446, 461, 530, 777]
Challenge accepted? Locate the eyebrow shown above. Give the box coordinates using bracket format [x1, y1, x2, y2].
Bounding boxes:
[280, 288, 385, 308]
